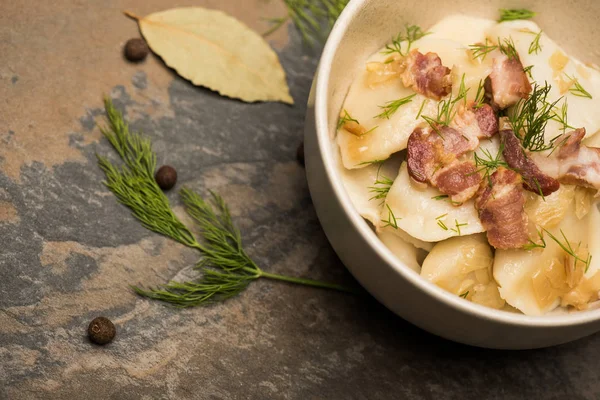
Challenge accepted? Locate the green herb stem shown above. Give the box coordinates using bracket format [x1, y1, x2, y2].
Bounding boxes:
[498, 8, 536, 22]
[260, 271, 359, 293]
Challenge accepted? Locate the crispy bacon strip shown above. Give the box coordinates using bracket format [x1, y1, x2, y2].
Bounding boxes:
[407, 126, 481, 202]
[500, 129, 560, 196]
[475, 168, 529, 249]
[488, 54, 532, 109]
[401, 50, 452, 100]
[531, 128, 600, 189]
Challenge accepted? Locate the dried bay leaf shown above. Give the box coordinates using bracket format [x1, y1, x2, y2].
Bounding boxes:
[126, 8, 293, 104]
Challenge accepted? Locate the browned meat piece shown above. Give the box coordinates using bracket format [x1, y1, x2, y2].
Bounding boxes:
[431, 161, 482, 204]
[473, 104, 499, 138]
[453, 103, 499, 140]
[475, 168, 529, 249]
[500, 129, 560, 196]
[488, 54, 532, 109]
[401, 50, 452, 100]
[407, 125, 481, 203]
[531, 128, 600, 189]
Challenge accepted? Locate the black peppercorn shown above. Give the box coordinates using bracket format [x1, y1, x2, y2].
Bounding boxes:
[124, 38, 149, 62]
[297, 141, 305, 167]
[88, 317, 116, 345]
[155, 165, 178, 190]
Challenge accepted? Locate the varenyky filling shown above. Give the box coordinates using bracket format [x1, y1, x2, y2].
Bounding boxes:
[335, 13, 600, 316]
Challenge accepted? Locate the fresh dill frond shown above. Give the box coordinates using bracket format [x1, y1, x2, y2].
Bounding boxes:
[375, 94, 416, 119]
[550, 100, 575, 133]
[265, 0, 350, 45]
[97, 98, 199, 249]
[543, 229, 592, 272]
[524, 229, 547, 250]
[473, 79, 486, 108]
[382, 204, 400, 229]
[498, 37, 519, 60]
[523, 65, 534, 79]
[451, 219, 468, 236]
[337, 109, 359, 129]
[356, 159, 385, 167]
[565, 74, 593, 99]
[368, 175, 394, 201]
[416, 99, 428, 120]
[509, 82, 562, 152]
[421, 92, 460, 136]
[452, 74, 470, 106]
[473, 144, 508, 186]
[528, 31, 543, 54]
[498, 8, 536, 22]
[99, 98, 356, 307]
[469, 38, 498, 61]
[382, 25, 430, 56]
[459, 291, 469, 299]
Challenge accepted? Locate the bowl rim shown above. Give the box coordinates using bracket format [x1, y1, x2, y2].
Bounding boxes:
[314, 0, 600, 327]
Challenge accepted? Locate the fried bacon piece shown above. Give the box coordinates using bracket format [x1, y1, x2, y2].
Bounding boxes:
[407, 126, 481, 203]
[488, 54, 532, 109]
[531, 128, 600, 189]
[401, 50, 452, 100]
[452, 103, 499, 140]
[475, 168, 530, 249]
[500, 129, 560, 196]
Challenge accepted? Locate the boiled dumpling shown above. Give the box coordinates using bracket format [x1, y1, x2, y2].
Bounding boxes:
[421, 234, 505, 309]
[378, 230, 427, 273]
[384, 163, 484, 242]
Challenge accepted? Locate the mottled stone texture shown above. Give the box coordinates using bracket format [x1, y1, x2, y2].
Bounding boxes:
[1, 1, 600, 399]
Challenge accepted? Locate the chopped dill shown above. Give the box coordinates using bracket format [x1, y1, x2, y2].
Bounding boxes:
[543, 228, 592, 271]
[498, 37, 519, 60]
[509, 82, 562, 152]
[382, 204, 400, 229]
[375, 93, 417, 119]
[452, 74, 470, 106]
[337, 109, 359, 130]
[472, 143, 508, 186]
[356, 159, 385, 167]
[524, 229, 547, 250]
[550, 100, 575, 133]
[451, 219, 468, 236]
[523, 65, 534, 79]
[473, 79, 486, 109]
[565, 74, 593, 99]
[498, 8, 536, 22]
[459, 291, 469, 299]
[382, 25, 430, 56]
[528, 31, 543, 55]
[416, 99, 428, 120]
[436, 214, 449, 230]
[469, 38, 498, 61]
[368, 175, 394, 201]
[432, 194, 462, 205]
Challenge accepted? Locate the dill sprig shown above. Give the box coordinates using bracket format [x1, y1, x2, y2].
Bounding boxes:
[368, 172, 394, 202]
[469, 38, 498, 61]
[98, 98, 356, 307]
[265, 0, 350, 45]
[509, 82, 562, 152]
[523, 65, 534, 79]
[473, 79, 486, 109]
[97, 98, 199, 249]
[337, 109, 359, 129]
[498, 8, 536, 22]
[382, 204, 400, 229]
[565, 74, 593, 99]
[498, 37, 519, 60]
[472, 144, 508, 186]
[524, 229, 547, 250]
[528, 31, 543, 54]
[382, 25, 430, 57]
[550, 100, 576, 134]
[375, 94, 416, 119]
[436, 214, 448, 230]
[451, 219, 468, 235]
[416, 99, 428, 120]
[543, 229, 592, 272]
[459, 291, 469, 299]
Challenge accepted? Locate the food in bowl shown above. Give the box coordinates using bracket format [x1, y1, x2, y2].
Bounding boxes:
[335, 10, 600, 316]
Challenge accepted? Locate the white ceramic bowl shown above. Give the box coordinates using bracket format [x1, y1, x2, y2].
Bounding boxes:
[304, 0, 600, 349]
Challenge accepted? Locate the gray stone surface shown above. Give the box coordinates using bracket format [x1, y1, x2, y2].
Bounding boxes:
[1, 1, 600, 399]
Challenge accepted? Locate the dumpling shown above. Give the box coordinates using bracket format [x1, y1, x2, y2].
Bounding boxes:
[494, 198, 600, 316]
[377, 230, 426, 273]
[384, 162, 484, 242]
[421, 234, 505, 309]
[486, 20, 600, 142]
